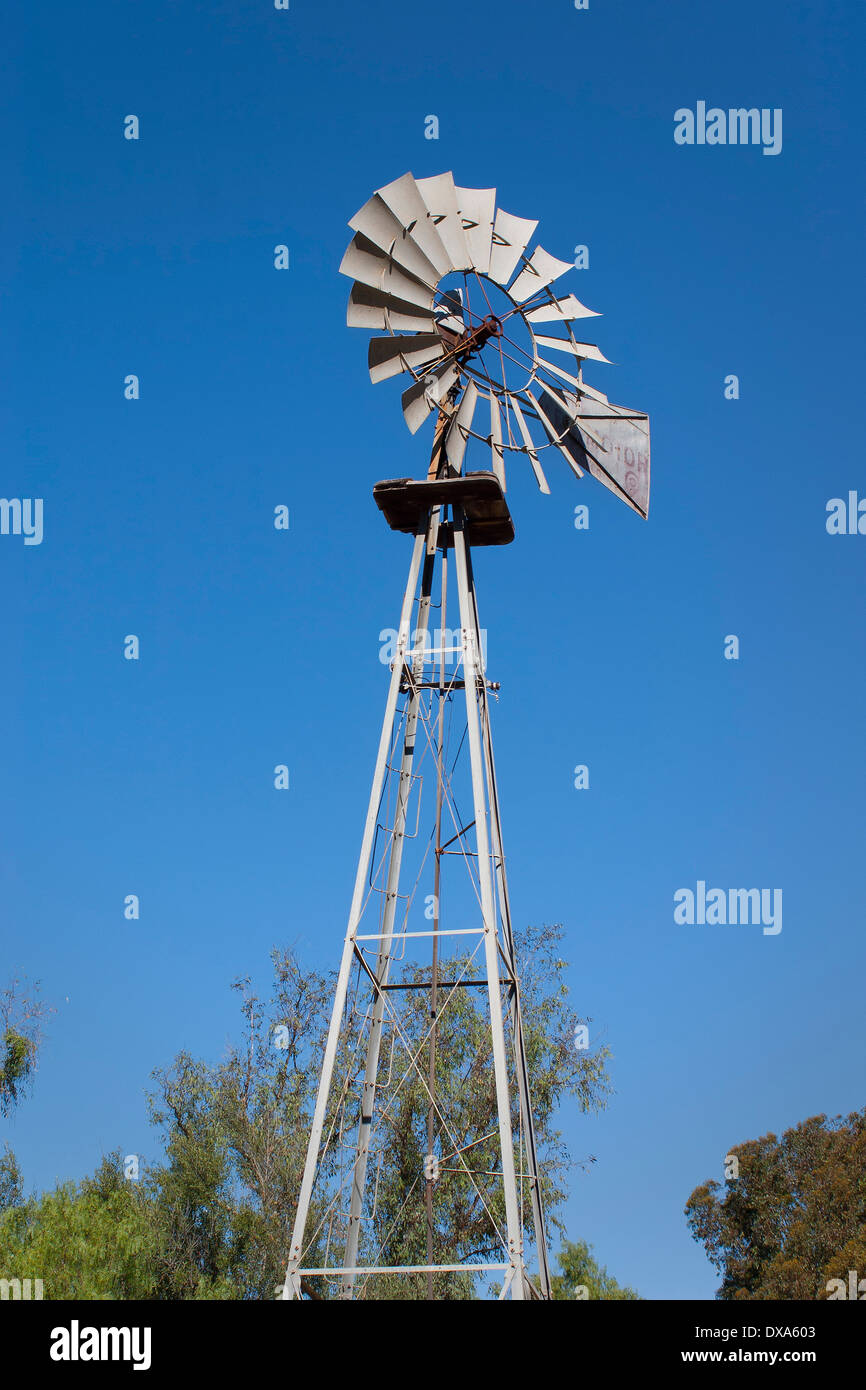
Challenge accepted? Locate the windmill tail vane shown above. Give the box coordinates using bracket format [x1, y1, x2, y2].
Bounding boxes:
[281, 172, 650, 1301]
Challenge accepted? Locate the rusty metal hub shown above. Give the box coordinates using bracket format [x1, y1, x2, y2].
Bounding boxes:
[439, 312, 502, 360]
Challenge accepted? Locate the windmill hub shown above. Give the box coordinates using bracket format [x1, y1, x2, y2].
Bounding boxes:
[463, 312, 502, 348]
[437, 310, 501, 361]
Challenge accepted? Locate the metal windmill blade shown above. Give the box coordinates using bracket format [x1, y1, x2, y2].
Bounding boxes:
[347, 282, 438, 334]
[414, 172, 473, 270]
[507, 246, 576, 304]
[488, 209, 538, 286]
[433, 286, 465, 336]
[368, 333, 444, 384]
[401, 360, 459, 434]
[353, 172, 455, 279]
[525, 294, 600, 324]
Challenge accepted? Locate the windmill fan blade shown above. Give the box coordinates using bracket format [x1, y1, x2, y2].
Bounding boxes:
[541, 389, 650, 518]
[507, 246, 574, 304]
[544, 378, 614, 447]
[537, 388, 590, 483]
[454, 185, 496, 274]
[374, 172, 455, 277]
[526, 294, 600, 324]
[488, 209, 538, 287]
[443, 379, 478, 474]
[402, 362, 459, 434]
[534, 352, 614, 405]
[488, 391, 506, 491]
[536, 382, 607, 452]
[349, 194, 442, 287]
[339, 233, 435, 310]
[368, 334, 444, 384]
[415, 173, 473, 271]
[566, 378, 608, 405]
[509, 393, 550, 494]
[434, 287, 465, 335]
[534, 352, 582, 391]
[533, 335, 613, 364]
[530, 389, 584, 480]
[347, 282, 437, 333]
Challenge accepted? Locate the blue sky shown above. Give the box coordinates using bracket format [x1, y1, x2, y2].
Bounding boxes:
[2, 0, 864, 1298]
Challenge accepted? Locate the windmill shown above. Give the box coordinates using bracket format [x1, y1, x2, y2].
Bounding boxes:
[282, 172, 650, 1301]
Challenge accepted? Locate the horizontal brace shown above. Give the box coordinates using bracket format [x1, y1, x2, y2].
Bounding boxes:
[354, 927, 484, 941]
[401, 680, 466, 690]
[298, 1263, 509, 1276]
[379, 979, 490, 991]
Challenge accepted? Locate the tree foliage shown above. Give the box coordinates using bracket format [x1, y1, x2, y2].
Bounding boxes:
[0, 1155, 159, 1299]
[143, 949, 335, 1299]
[0, 978, 53, 1116]
[550, 1238, 641, 1299]
[0, 1152, 240, 1300]
[685, 1109, 866, 1299]
[0, 1147, 23, 1213]
[0, 931, 613, 1300]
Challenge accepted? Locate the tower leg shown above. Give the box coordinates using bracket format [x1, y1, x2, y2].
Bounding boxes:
[465, 542, 552, 1299]
[340, 508, 441, 1297]
[282, 520, 430, 1299]
[451, 507, 525, 1299]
